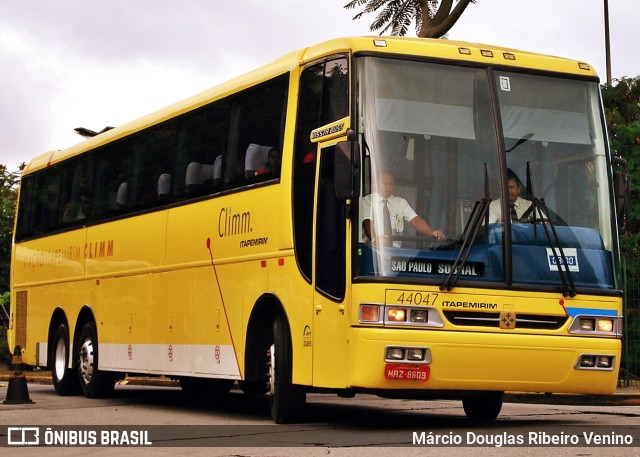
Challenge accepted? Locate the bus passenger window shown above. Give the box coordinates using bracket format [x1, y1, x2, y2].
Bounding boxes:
[33, 171, 62, 234]
[228, 74, 288, 188]
[174, 102, 229, 199]
[92, 140, 131, 219]
[60, 156, 93, 225]
[129, 122, 177, 209]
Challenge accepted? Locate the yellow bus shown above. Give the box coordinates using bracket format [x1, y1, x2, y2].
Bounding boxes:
[9, 37, 627, 423]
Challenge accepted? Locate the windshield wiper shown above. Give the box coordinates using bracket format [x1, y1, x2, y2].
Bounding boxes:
[527, 197, 576, 297]
[440, 197, 491, 291]
[522, 163, 577, 297]
[441, 164, 491, 291]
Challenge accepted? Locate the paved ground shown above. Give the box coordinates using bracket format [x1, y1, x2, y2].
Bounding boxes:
[2, 367, 639, 407]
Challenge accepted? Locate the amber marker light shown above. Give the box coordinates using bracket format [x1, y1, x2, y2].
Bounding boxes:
[360, 304, 381, 323]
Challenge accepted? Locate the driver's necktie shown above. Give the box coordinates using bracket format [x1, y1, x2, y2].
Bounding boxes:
[382, 199, 392, 237]
[510, 203, 518, 221]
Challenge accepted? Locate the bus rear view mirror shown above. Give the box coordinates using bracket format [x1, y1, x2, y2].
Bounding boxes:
[334, 139, 360, 201]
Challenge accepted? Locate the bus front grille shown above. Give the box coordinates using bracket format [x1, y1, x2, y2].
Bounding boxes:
[442, 311, 568, 330]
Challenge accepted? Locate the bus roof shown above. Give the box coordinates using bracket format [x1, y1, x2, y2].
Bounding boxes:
[23, 36, 598, 175]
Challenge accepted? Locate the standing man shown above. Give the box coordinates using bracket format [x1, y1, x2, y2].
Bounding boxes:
[361, 171, 445, 247]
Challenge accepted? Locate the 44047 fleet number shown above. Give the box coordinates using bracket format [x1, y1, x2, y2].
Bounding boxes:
[386, 289, 439, 307]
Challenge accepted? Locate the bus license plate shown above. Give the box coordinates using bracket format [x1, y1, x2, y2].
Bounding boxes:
[384, 363, 430, 382]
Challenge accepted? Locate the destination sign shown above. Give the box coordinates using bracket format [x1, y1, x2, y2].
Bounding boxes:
[390, 257, 484, 277]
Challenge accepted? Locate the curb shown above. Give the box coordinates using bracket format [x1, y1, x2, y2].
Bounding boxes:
[503, 391, 640, 407]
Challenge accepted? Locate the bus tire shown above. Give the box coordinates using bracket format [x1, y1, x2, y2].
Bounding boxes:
[462, 391, 503, 421]
[77, 321, 115, 398]
[51, 323, 81, 396]
[269, 314, 305, 423]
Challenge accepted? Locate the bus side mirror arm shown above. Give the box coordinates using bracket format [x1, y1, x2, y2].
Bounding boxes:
[334, 131, 361, 205]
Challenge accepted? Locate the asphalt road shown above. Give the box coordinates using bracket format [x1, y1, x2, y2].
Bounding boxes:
[0, 380, 639, 457]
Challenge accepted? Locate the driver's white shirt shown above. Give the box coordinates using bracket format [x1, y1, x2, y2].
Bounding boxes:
[361, 193, 417, 247]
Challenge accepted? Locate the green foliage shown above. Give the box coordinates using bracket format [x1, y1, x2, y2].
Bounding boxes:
[602, 77, 640, 254]
[344, 0, 475, 38]
[0, 327, 9, 366]
[0, 291, 9, 365]
[0, 164, 22, 294]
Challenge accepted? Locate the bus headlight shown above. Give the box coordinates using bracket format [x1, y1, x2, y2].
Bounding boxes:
[597, 319, 614, 333]
[385, 346, 431, 363]
[387, 308, 407, 322]
[358, 304, 444, 327]
[569, 315, 621, 337]
[579, 318, 595, 332]
[576, 354, 615, 370]
[406, 348, 425, 361]
[410, 309, 428, 323]
[386, 347, 405, 360]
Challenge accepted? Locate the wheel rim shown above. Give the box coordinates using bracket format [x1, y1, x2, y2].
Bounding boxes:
[79, 338, 95, 385]
[268, 343, 275, 396]
[54, 337, 67, 381]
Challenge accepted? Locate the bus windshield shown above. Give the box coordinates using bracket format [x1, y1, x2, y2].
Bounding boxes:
[356, 56, 615, 291]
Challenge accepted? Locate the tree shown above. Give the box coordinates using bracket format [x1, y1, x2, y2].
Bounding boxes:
[344, 0, 476, 38]
[601, 76, 640, 254]
[0, 164, 23, 296]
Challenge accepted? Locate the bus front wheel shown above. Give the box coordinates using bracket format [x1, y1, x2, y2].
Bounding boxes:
[269, 314, 305, 423]
[462, 391, 503, 421]
[77, 321, 115, 398]
[51, 323, 80, 396]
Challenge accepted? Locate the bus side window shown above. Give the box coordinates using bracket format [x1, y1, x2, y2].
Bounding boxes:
[174, 102, 229, 200]
[129, 122, 177, 210]
[60, 155, 93, 225]
[15, 176, 35, 240]
[33, 169, 62, 235]
[92, 140, 131, 219]
[228, 74, 289, 189]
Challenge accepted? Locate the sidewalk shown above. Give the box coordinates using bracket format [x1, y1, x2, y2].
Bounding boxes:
[2, 370, 639, 406]
[504, 386, 640, 406]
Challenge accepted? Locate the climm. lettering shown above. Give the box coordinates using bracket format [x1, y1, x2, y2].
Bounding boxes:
[84, 240, 114, 259]
[218, 207, 252, 237]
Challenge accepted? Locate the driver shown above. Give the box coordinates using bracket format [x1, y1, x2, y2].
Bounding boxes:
[361, 170, 445, 247]
[488, 168, 545, 223]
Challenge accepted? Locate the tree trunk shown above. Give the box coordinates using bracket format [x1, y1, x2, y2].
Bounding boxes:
[418, 0, 474, 38]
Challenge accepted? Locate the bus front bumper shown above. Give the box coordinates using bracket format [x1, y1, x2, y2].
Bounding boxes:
[348, 327, 620, 395]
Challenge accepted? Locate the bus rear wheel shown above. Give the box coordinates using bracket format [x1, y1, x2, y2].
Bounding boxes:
[462, 391, 503, 421]
[269, 314, 305, 423]
[51, 323, 80, 396]
[77, 321, 115, 398]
